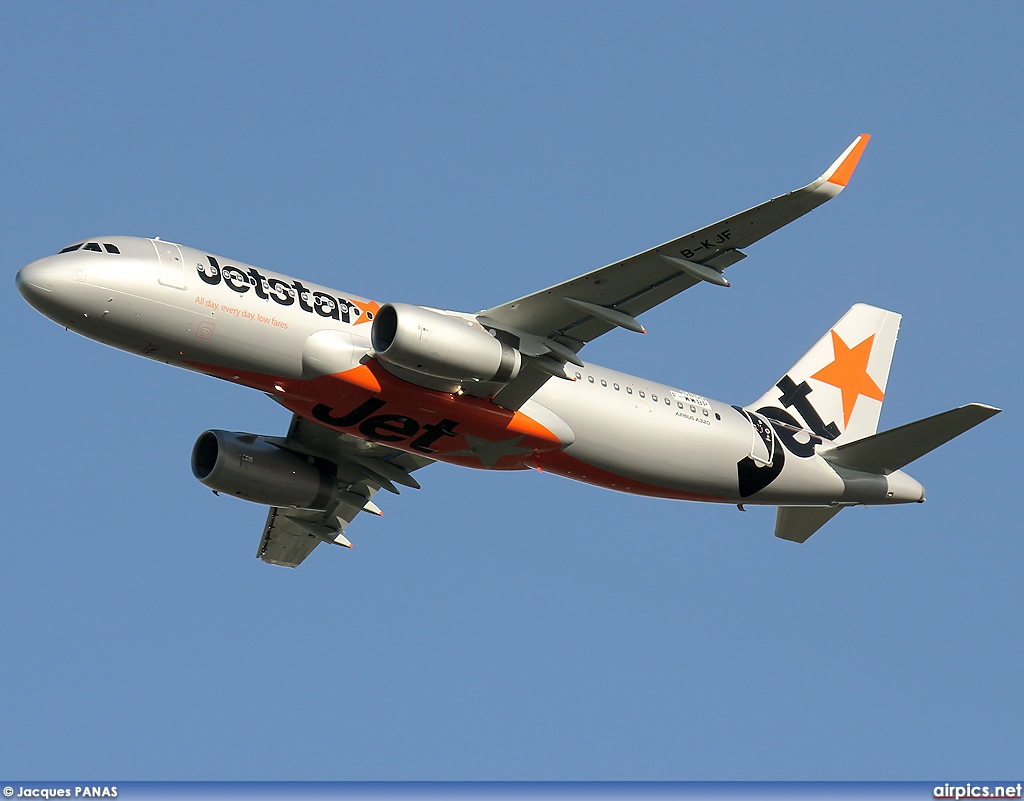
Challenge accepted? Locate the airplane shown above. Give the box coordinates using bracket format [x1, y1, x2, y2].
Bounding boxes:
[15, 134, 1000, 567]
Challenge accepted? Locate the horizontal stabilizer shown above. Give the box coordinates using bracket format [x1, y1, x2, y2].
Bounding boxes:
[775, 505, 843, 543]
[822, 403, 1001, 475]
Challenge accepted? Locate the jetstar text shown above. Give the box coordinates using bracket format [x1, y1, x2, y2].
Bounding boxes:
[197, 256, 369, 324]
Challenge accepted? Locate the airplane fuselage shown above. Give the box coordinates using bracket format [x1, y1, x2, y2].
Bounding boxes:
[16, 236, 924, 509]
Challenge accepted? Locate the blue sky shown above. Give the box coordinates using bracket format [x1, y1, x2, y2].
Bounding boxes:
[2, 1, 1021, 780]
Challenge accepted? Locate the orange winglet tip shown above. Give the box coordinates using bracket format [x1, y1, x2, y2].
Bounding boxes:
[824, 134, 870, 187]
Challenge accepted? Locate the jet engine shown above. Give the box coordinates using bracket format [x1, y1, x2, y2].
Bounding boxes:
[191, 430, 336, 510]
[371, 302, 521, 383]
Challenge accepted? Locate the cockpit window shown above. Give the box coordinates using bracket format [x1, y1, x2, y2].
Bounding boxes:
[83, 242, 102, 252]
[103, 243, 121, 254]
[59, 243, 83, 253]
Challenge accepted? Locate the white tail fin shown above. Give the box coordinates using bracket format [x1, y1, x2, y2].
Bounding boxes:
[747, 304, 901, 446]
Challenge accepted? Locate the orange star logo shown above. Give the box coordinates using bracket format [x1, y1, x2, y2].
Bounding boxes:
[810, 331, 885, 429]
[349, 298, 381, 325]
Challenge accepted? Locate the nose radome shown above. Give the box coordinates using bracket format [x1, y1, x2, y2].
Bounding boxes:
[16, 258, 61, 308]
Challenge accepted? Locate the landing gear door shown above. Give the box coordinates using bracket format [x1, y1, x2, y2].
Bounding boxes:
[152, 239, 187, 289]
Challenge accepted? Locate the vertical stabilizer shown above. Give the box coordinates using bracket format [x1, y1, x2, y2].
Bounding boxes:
[748, 304, 901, 446]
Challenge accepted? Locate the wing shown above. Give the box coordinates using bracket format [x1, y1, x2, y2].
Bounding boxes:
[257, 414, 434, 568]
[479, 135, 870, 409]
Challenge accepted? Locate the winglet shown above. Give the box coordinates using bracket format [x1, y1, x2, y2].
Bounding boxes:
[819, 134, 871, 188]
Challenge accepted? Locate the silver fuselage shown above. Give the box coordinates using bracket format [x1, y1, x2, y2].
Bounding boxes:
[16, 236, 924, 508]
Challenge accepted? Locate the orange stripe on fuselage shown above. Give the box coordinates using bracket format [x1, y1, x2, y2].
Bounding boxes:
[509, 409, 559, 441]
[185, 358, 564, 468]
[186, 358, 727, 500]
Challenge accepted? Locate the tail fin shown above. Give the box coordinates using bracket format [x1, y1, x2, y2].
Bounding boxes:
[748, 304, 901, 446]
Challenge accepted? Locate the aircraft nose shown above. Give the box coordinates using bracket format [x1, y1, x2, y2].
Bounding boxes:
[17, 259, 53, 304]
[16, 257, 69, 315]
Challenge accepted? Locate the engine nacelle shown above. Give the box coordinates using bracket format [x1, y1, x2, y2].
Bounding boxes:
[191, 430, 336, 510]
[371, 302, 521, 383]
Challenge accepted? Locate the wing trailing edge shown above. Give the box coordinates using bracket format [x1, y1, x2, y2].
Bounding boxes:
[485, 135, 873, 410]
